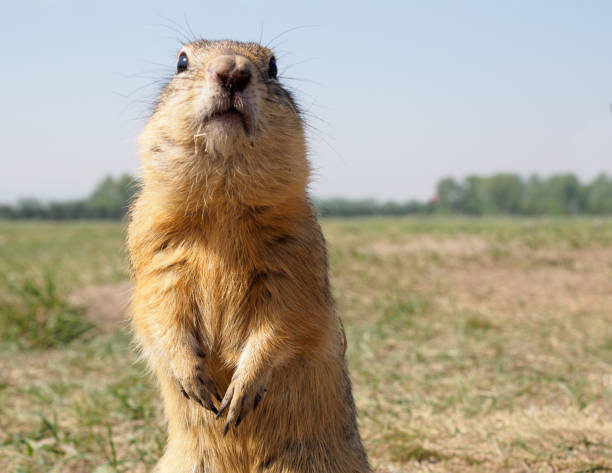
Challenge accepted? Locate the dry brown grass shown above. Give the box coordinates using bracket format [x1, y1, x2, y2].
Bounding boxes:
[1, 219, 611, 472]
[323, 219, 612, 473]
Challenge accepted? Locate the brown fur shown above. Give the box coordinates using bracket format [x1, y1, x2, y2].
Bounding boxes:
[127, 39, 369, 473]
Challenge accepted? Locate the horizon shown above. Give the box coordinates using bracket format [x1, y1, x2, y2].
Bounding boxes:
[2, 1, 612, 204]
[5, 169, 612, 206]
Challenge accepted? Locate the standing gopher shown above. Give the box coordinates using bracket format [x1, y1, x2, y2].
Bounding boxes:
[127, 39, 370, 473]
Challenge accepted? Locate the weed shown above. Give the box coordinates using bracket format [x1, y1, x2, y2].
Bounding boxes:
[464, 315, 495, 334]
[0, 272, 94, 349]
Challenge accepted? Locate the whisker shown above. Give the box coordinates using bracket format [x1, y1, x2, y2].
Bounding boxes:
[183, 15, 199, 42]
[264, 25, 318, 49]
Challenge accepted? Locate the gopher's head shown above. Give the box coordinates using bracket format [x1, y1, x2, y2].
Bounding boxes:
[140, 40, 308, 208]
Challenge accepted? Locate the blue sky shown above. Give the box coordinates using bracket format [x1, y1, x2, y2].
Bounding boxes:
[1, 1, 611, 203]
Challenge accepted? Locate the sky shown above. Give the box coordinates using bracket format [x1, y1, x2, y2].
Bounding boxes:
[1, 1, 612, 203]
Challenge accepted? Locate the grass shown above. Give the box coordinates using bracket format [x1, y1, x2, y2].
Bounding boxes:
[0, 221, 128, 295]
[0, 272, 94, 349]
[1, 218, 612, 472]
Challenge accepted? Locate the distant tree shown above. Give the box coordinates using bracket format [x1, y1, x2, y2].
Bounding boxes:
[86, 174, 140, 218]
[459, 176, 485, 215]
[16, 198, 45, 219]
[543, 174, 582, 215]
[485, 174, 524, 214]
[0, 204, 15, 219]
[521, 175, 546, 215]
[314, 198, 428, 217]
[436, 177, 464, 213]
[583, 173, 612, 214]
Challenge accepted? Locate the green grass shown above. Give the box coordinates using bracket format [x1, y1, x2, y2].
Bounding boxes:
[0, 272, 94, 350]
[0, 221, 128, 294]
[1, 218, 612, 472]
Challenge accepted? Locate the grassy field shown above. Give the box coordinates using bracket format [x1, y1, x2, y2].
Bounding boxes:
[1, 218, 611, 473]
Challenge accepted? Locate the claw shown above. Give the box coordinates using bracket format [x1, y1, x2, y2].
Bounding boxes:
[216, 374, 266, 435]
[198, 375, 222, 402]
[178, 381, 190, 400]
[217, 386, 233, 419]
[195, 396, 218, 414]
[253, 392, 262, 411]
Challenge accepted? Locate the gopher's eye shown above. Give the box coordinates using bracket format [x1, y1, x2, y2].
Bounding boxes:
[177, 52, 189, 73]
[268, 56, 278, 79]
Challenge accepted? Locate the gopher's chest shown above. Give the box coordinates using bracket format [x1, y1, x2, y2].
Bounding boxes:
[184, 249, 262, 361]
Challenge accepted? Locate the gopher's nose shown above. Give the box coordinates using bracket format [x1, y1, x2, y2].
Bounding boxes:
[209, 55, 251, 93]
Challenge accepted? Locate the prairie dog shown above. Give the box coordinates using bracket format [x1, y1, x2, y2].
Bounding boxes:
[127, 39, 369, 473]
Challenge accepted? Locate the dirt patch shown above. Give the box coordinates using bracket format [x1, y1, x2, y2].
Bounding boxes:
[426, 246, 612, 317]
[68, 281, 133, 330]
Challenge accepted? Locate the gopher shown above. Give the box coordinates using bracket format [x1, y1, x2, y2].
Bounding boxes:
[127, 39, 370, 473]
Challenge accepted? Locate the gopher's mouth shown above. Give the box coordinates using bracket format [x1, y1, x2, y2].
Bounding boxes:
[204, 99, 256, 137]
[208, 107, 245, 128]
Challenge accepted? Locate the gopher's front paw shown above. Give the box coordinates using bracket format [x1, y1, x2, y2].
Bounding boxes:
[173, 358, 221, 414]
[216, 371, 268, 435]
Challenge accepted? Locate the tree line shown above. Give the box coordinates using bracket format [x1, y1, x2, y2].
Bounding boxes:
[435, 173, 612, 216]
[0, 175, 138, 220]
[1, 172, 612, 219]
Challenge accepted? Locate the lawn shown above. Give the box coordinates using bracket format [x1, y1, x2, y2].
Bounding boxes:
[1, 218, 611, 473]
